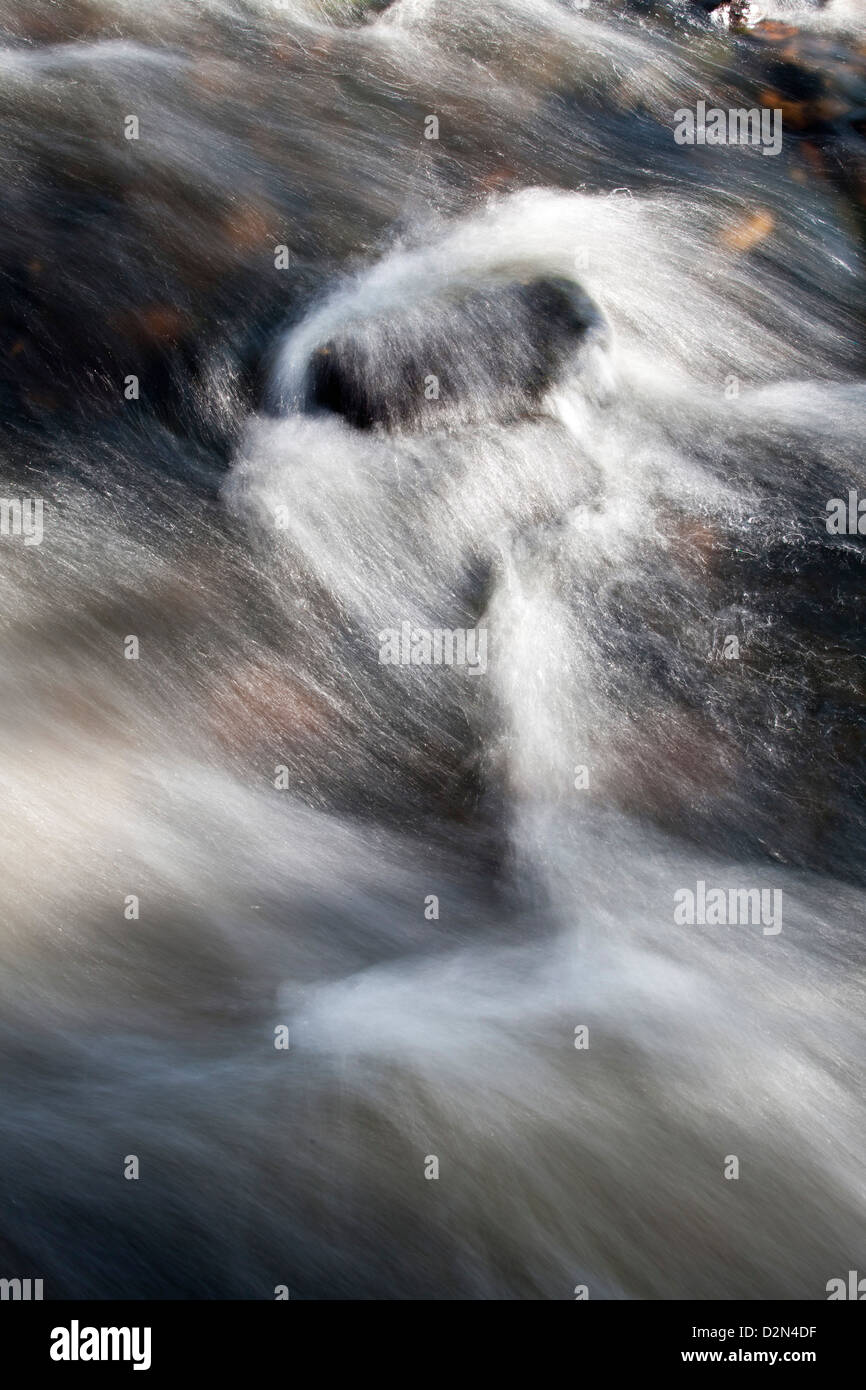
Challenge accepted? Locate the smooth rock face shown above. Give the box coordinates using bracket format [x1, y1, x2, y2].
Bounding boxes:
[304, 275, 602, 432]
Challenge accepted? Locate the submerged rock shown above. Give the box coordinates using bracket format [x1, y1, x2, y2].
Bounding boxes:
[304, 274, 603, 433]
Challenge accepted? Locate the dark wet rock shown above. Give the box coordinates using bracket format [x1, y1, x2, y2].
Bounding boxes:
[747, 17, 866, 130]
[765, 60, 827, 105]
[742, 15, 866, 242]
[304, 275, 603, 433]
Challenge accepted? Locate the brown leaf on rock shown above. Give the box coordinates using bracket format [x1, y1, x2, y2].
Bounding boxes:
[114, 307, 191, 345]
[721, 208, 775, 252]
[760, 89, 810, 131]
[751, 22, 800, 44]
[223, 203, 271, 251]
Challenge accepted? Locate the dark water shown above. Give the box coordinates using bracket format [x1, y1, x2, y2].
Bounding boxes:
[1, 0, 865, 1298]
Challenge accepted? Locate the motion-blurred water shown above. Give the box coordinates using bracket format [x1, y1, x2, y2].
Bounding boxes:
[0, 0, 865, 1298]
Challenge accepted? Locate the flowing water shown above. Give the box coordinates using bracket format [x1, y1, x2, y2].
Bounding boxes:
[1, 0, 865, 1298]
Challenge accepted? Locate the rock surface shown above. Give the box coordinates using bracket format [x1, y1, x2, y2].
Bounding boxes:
[305, 274, 602, 432]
